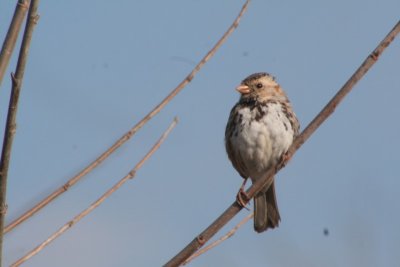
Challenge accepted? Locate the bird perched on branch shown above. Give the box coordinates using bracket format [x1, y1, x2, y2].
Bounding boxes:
[225, 72, 299, 233]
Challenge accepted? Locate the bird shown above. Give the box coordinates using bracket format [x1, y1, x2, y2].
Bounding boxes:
[225, 72, 299, 233]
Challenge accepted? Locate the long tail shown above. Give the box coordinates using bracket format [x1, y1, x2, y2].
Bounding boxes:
[253, 180, 281, 233]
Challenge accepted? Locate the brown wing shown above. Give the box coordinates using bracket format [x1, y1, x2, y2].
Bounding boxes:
[225, 105, 249, 179]
[281, 100, 300, 137]
[290, 111, 300, 137]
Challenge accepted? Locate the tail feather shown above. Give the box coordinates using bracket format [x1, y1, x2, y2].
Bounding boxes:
[253, 181, 281, 233]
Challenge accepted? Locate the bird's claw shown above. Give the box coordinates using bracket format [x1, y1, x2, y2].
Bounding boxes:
[278, 151, 291, 169]
[236, 189, 250, 210]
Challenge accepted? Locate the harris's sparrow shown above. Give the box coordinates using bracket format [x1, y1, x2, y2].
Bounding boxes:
[225, 72, 299, 233]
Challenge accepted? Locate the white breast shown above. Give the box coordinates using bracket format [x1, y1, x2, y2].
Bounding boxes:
[230, 102, 294, 180]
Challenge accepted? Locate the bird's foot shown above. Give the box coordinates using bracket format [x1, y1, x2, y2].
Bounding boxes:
[278, 151, 291, 169]
[236, 178, 250, 210]
[236, 190, 250, 210]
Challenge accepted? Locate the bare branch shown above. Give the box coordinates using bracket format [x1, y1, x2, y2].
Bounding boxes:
[0, 0, 40, 264]
[0, 0, 30, 87]
[4, 0, 251, 234]
[11, 117, 178, 267]
[183, 212, 253, 265]
[164, 20, 400, 267]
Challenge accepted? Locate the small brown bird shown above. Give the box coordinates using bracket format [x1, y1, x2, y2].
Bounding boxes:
[225, 72, 299, 233]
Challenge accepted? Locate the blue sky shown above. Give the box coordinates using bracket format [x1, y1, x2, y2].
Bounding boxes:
[1, 1, 399, 266]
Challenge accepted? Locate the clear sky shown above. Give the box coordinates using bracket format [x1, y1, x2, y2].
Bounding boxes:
[0, 1, 399, 266]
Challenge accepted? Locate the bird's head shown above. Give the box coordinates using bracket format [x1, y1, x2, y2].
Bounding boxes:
[236, 72, 288, 102]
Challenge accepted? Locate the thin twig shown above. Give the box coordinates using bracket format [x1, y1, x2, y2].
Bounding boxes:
[183, 212, 253, 265]
[4, 0, 251, 234]
[0, 0, 31, 87]
[0, 0, 39, 264]
[164, 20, 400, 267]
[11, 117, 178, 267]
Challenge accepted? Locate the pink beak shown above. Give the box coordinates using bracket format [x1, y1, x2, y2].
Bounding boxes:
[236, 85, 250, 94]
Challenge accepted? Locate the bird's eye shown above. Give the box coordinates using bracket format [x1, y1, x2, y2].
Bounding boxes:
[256, 83, 263, 89]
